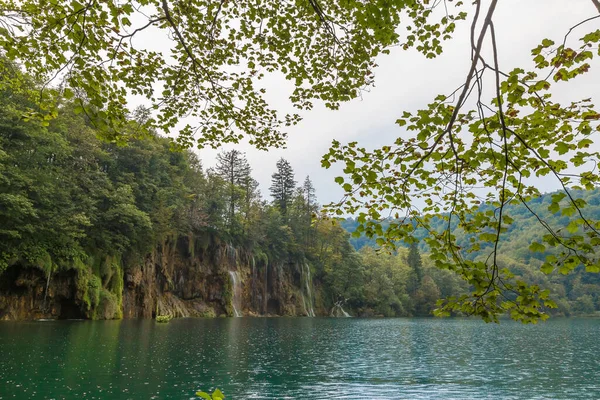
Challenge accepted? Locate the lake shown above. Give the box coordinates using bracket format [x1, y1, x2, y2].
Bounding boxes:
[0, 318, 598, 399]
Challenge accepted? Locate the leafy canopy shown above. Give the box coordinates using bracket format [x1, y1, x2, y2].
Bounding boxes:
[323, 2, 600, 323]
[0, 0, 462, 148]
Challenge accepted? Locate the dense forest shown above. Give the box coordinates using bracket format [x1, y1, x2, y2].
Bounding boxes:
[0, 64, 462, 319]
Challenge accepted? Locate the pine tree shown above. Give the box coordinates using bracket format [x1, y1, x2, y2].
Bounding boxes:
[214, 150, 252, 227]
[270, 158, 296, 217]
[302, 176, 317, 248]
[302, 176, 316, 212]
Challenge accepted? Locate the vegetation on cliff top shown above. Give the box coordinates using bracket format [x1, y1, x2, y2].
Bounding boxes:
[3, 65, 598, 318]
[0, 65, 455, 318]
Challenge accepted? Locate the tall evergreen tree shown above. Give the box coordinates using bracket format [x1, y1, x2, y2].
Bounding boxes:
[302, 176, 317, 248]
[270, 158, 296, 217]
[214, 150, 251, 228]
[302, 176, 317, 212]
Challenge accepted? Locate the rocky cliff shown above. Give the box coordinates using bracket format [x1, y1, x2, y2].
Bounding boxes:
[0, 236, 323, 320]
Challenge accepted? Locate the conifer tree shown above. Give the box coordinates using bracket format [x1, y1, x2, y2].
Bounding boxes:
[214, 150, 251, 228]
[302, 176, 317, 213]
[302, 176, 317, 248]
[270, 158, 296, 218]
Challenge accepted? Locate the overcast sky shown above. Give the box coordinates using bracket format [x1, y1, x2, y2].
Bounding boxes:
[137, 1, 600, 207]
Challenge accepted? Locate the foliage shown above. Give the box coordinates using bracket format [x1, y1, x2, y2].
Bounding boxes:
[196, 388, 224, 400]
[5, 0, 584, 324]
[156, 315, 172, 323]
[0, 64, 212, 316]
[406, 242, 423, 293]
[0, 0, 435, 148]
[324, 2, 600, 323]
[340, 189, 600, 317]
[0, 67, 467, 318]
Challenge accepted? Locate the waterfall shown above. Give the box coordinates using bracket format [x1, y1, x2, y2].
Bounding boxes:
[229, 271, 242, 317]
[331, 301, 351, 317]
[43, 269, 52, 311]
[301, 290, 309, 317]
[263, 263, 268, 314]
[303, 263, 315, 317]
[226, 243, 237, 265]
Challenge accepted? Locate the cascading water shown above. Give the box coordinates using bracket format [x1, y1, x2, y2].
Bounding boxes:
[298, 262, 310, 316]
[226, 243, 237, 265]
[263, 263, 268, 314]
[303, 263, 315, 317]
[228, 271, 242, 317]
[301, 293, 308, 316]
[331, 300, 351, 317]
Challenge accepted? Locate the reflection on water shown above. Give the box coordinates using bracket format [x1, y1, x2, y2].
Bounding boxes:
[0, 318, 599, 399]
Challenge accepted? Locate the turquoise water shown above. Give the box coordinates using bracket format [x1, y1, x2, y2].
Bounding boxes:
[0, 318, 599, 399]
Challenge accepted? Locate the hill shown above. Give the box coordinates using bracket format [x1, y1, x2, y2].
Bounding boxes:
[340, 190, 600, 316]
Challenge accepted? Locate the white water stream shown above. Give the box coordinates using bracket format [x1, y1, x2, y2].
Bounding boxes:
[229, 271, 242, 317]
[303, 263, 315, 317]
[331, 301, 351, 317]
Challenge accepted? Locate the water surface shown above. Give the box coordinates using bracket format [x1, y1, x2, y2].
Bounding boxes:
[0, 318, 598, 399]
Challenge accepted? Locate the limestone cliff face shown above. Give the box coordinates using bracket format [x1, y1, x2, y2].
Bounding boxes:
[0, 236, 322, 320]
[0, 267, 81, 320]
[122, 237, 320, 318]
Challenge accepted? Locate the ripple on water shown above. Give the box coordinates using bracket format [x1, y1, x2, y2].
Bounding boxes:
[0, 318, 599, 399]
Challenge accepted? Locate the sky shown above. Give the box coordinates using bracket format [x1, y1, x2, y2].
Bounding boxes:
[135, 1, 600, 208]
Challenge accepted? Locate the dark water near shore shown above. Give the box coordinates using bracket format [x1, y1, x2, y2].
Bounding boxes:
[0, 317, 599, 399]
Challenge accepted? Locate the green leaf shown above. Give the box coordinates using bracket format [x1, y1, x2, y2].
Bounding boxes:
[528, 242, 545, 253]
[586, 264, 600, 273]
[555, 142, 569, 155]
[540, 263, 554, 275]
[541, 38, 555, 47]
[566, 220, 580, 234]
[196, 392, 212, 399]
[63, 88, 74, 99]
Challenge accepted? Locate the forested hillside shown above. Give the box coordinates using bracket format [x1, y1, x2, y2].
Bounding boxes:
[0, 64, 462, 319]
[2, 61, 598, 320]
[341, 190, 600, 316]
